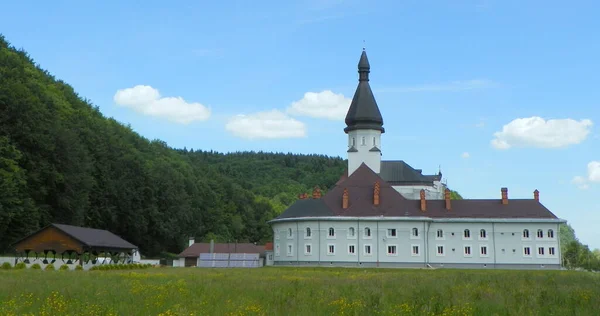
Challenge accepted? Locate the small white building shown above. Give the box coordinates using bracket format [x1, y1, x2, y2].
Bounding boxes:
[268, 49, 566, 270]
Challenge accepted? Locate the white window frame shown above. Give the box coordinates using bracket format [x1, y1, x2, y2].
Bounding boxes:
[479, 229, 488, 240]
[410, 227, 420, 239]
[536, 229, 544, 239]
[348, 244, 356, 255]
[548, 246, 556, 256]
[275, 243, 280, 256]
[463, 229, 471, 240]
[536, 245, 545, 258]
[304, 227, 312, 239]
[464, 245, 473, 257]
[363, 244, 372, 256]
[373, 137, 376, 146]
[286, 243, 293, 257]
[327, 227, 336, 239]
[363, 227, 372, 239]
[522, 229, 530, 240]
[480, 245, 489, 258]
[523, 246, 532, 257]
[361, 136, 366, 146]
[436, 245, 445, 257]
[274, 229, 280, 240]
[287, 228, 293, 239]
[436, 229, 445, 240]
[347, 227, 357, 239]
[411, 244, 420, 257]
[304, 243, 312, 255]
[387, 244, 398, 256]
[547, 229, 555, 239]
[387, 228, 397, 238]
[327, 244, 335, 256]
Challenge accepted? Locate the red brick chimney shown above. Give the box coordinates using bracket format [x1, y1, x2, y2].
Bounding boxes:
[420, 189, 426, 212]
[374, 182, 380, 206]
[312, 186, 322, 199]
[342, 188, 349, 209]
[534, 189, 539, 201]
[444, 189, 451, 211]
[501, 187, 508, 205]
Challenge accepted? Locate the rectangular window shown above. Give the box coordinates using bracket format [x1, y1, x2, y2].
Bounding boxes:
[437, 246, 444, 256]
[305, 244, 311, 255]
[436, 229, 444, 239]
[549, 247, 555, 255]
[287, 244, 293, 256]
[538, 247, 544, 255]
[361, 137, 366, 145]
[387, 245, 397, 255]
[412, 245, 419, 256]
[464, 246, 471, 256]
[348, 245, 355, 255]
[268, 254, 273, 260]
[480, 246, 488, 256]
[364, 244, 372, 255]
[328, 244, 335, 255]
[275, 244, 280, 256]
[387, 228, 397, 237]
[524, 247, 531, 256]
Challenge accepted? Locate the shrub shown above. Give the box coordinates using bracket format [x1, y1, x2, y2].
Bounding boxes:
[59, 264, 70, 271]
[44, 264, 55, 271]
[14, 262, 26, 269]
[1, 262, 12, 270]
[30, 263, 41, 270]
[75, 265, 83, 270]
[89, 266, 99, 271]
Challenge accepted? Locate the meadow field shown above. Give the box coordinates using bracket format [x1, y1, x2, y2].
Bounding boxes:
[0, 266, 599, 316]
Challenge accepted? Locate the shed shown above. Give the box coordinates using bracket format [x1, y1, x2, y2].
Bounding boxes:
[178, 240, 266, 267]
[11, 223, 137, 265]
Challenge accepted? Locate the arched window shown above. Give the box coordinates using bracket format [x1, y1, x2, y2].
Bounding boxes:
[364, 227, 371, 237]
[306, 227, 311, 237]
[412, 227, 419, 237]
[288, 228, 293, 237]
[348, 227, 355, 237]
[537, 229, 543, 238]
[547, 229, 554, 238]
[464, 229, 471, 239]
[361, 137, 366, 145]
[352, 138, 356, 147]
[480, 229, 487, 239]
[373, 137, 376, 146]
[328, 227, 335, 237]
[523, 229, 530, 238]
[437, 229, 443, 238]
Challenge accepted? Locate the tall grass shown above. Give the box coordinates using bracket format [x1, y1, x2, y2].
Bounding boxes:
[0, 267, 598, 315]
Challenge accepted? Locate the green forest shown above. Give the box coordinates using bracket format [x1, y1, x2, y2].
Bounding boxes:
[0, 35, 598, 270]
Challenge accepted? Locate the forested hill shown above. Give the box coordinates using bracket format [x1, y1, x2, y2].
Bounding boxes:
[0, 35, 346, 255]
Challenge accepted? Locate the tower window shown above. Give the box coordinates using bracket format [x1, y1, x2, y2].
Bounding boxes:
[373, 137, 376, 146]
[361, 137, 366, 146]
[352, 138, 356, 147]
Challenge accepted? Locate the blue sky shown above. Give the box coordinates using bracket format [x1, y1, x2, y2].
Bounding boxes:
[2, 0, 599, 249]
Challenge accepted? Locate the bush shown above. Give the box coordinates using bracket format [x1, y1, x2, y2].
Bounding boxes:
[30, 263, 41, 270]
[44, 264, 55, 271]
[14, 262, 26, 269]
[75, 265, 83, 270]
[1, 262, 12, 270]
[59, 264, 70, 271]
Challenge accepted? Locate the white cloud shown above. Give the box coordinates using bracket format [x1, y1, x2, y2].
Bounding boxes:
[572, 176, 590, 190]
[286, 90, 351, 120]
[375, 79, 494, 93]
[461, 152, 470, 159]
[588, 161, 600, 182]
[491, 116, 593, 150]
[225, 110, 306, 140]
[114, 85, 210, 124]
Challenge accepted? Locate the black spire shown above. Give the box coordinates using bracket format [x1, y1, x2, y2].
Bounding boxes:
[344, 49, 384, 134]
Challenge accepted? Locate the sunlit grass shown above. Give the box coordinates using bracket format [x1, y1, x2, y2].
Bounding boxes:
[1, 267, 599, 315]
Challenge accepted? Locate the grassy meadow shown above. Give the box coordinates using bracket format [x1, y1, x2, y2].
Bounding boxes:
[0, 266, 599, 316]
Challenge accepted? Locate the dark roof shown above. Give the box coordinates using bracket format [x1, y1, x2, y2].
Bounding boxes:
[13, 223, 137, 250]
[272, 163, 560, 221]
[52, 223, 137, 250]
[276, 198, 333, 220]
[380, 160, 441, 185]
[178, 243, 266, 257]
[344, 49, 384, 134]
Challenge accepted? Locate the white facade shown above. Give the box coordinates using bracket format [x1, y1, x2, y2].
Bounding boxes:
[271, 218, 563, 269]
[347, 129, 382, 176]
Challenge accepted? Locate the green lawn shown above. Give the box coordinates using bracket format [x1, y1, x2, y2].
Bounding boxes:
[0, 266, 599, 315]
